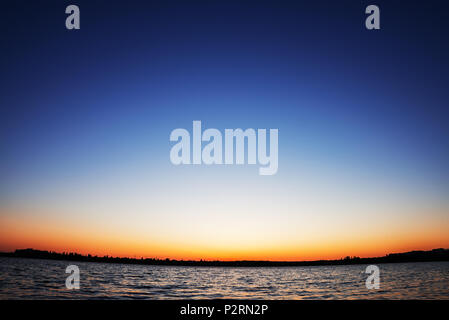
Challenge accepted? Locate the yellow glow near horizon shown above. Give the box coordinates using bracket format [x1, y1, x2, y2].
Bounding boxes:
[1, 206, 448, 261]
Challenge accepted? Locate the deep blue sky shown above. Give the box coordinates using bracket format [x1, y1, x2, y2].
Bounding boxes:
[0, 1, 448, 258]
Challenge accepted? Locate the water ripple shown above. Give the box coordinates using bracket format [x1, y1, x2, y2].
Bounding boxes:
[0, 258, 448, 299]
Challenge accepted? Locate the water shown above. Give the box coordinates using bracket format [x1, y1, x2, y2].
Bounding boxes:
[0, 257, 448, 299]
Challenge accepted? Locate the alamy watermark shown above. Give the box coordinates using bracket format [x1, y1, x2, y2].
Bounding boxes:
[65, 265, 80, 289]
[64, 4, 379, 31]
[169, 121, 279, 175]
[365, 265, 380, 289]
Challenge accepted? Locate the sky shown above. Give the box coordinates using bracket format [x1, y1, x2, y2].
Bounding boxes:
[1, 0, 449, 261]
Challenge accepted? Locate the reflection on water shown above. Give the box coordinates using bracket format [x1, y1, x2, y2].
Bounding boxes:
[0, 257, 448, 299]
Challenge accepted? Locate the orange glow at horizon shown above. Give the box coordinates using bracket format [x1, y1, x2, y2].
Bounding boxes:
[1, 209, 448, 262]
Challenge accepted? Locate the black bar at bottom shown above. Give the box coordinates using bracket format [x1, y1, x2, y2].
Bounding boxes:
[1, 300, 447, 318]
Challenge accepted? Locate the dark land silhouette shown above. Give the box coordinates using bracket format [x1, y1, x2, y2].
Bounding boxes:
[1, 248, 448, 267]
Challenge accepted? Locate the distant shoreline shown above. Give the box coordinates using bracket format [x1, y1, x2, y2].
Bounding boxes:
[1, 248, 448, 267]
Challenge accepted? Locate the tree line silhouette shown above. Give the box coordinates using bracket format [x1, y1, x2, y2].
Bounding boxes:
[0, 248, 448, 267]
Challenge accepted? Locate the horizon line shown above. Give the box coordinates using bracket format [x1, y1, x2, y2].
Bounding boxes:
[2, 247, 448, 267]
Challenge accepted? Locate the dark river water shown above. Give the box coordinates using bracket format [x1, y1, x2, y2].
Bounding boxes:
[0, 257, 448, 299]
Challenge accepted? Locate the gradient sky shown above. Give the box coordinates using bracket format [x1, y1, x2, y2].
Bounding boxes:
[1, 0, 449, 260]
